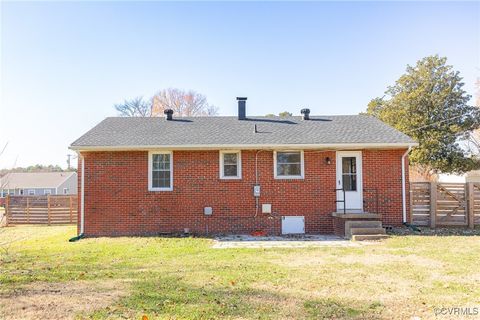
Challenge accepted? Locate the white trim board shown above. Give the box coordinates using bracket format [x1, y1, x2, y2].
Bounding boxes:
[70, 142, 417, 152]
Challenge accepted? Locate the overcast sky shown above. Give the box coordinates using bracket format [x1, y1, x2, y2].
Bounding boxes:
[1, 1, 478, 168]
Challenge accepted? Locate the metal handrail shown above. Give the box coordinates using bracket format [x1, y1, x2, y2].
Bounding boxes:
[334, 188, 346, 214]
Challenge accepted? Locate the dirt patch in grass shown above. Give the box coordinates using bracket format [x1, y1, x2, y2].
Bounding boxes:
[0, 280, 129, 320]
[276, 252, 443, 269]
[336, 253, 444, 268]
[244, 290, 303, 319]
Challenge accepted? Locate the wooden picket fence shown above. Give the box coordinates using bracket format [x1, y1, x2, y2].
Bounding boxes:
[4, 195, 78, 225]
[410, 182, 480, 228]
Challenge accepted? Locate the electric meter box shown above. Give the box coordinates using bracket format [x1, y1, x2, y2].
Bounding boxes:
[253, 185, 261, 197]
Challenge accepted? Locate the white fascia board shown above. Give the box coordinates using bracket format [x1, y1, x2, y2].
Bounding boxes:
[69, 142, 418, 152]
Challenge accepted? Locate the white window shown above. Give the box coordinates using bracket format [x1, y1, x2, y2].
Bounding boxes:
[148, 151, 173, 191]
[28, 189, 35, 196]
[63, 188, 69, 194]
[274, 151, 304, 179]
[220, 151, 241, 179]
[44, 189, 52, 195]
[18, 189, 24, 195]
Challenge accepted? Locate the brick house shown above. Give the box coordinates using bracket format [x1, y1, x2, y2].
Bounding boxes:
[70, 98, 417, 237]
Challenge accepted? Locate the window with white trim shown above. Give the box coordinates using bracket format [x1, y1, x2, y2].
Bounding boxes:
[149, 151, 173, 191]
[63, 188, 69, 194]
[28, 189, 35, 196]
[44, 189, 52, 195]
[19, 189, 24, 195]
[220, 151, 241, 179]
[274, 151, 304, 179]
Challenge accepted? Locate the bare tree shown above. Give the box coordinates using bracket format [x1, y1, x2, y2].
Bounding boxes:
[114, 89, 218, 117]
[114, 97, 152, 117]
[0, 143, 29, 258]
[474, 77, 480, 146]
[151, 88, 218, 116]
[465, 78, 480, 155]
[0, 143, 9, 242]
[0, 142, 8, 194]
[476, 77, 480, 108]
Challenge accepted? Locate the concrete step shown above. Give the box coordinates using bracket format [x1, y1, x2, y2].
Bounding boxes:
[345, 220, 383, 238]
[346, 221, 383, 229]
[350, 227, 386, 236]
[351, 234, 389, 241]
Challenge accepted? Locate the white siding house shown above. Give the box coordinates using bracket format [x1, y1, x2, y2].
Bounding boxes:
[0, 172, 77, 197]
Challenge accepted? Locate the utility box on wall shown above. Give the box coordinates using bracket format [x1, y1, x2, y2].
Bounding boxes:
[281, 216, 305, 234]
[253, 185, 261, 197]
[262, 204, 272, 214]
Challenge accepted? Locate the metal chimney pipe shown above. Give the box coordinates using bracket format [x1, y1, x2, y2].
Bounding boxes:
[164, 109, 173, 120]
[301, 108, 310, 120]
[237, 97, 247, 120]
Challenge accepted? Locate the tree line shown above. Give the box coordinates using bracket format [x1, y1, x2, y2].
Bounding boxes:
[0, 165, 74, 178]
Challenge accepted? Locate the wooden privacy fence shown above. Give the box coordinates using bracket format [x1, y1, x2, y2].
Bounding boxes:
[410, 182, 480, 228]
[4, 195, 78, 225]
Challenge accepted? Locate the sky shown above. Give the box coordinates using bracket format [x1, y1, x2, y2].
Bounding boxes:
[0, 1, 479, 169]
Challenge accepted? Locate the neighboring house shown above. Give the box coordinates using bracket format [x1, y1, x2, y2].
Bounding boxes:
[437, 170, 480, 183]
[70, 98, 417, 237]
[466, 171, 480, 182]
[0, 172, 78, 197]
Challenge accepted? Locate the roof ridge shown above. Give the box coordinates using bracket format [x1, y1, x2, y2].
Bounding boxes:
[104, 114, 364, 119]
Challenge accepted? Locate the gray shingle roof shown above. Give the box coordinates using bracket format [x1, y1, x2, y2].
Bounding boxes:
[70, 115, 416, 150]
[0, 172, 77, 189]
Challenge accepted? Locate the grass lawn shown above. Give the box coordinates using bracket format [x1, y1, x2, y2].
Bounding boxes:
[1, 226, 479, 319]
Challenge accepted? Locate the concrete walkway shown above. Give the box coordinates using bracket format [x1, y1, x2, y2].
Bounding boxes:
[212, 234, 363, 248]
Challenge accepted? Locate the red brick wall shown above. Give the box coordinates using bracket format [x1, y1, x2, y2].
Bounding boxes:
[363, 149, 410, 226]
[77, 149, 409, 236]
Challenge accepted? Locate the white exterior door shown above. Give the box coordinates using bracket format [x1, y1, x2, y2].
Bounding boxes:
[336, 151, 363, 211]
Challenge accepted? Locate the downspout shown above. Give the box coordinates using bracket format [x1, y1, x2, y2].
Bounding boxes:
[69, 152, 85, 242]
[401, 146, 412, 223]
[80, 153, 85, 234]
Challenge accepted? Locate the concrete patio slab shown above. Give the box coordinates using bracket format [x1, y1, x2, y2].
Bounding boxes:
[212, 234, 366, 248]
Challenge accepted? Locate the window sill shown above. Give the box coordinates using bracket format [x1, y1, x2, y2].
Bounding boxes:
[274, 176, 304, 180]
[220, 176, 242, 180]
[148, 188, 173, 192]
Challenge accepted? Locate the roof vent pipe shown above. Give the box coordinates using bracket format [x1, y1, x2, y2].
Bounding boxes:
[301, 108, 310, 120]
[237, 97, 247, 120]
[164, 109, 173, 120]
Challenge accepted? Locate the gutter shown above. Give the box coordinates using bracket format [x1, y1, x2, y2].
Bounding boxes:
[68, 154, 85, 242]
[401, 146, 412, 223]
[69, 142, 418, 152]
